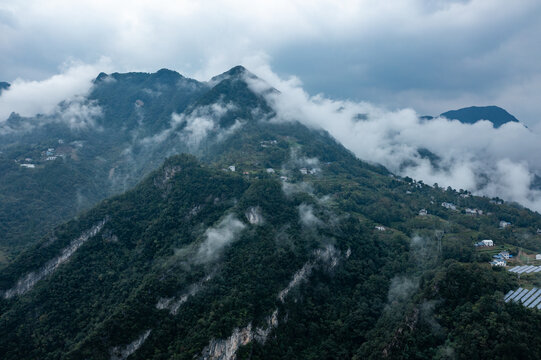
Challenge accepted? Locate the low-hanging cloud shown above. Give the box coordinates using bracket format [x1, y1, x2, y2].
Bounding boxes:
[298, 203, 322, 228]
[245, 63, 541, 212]
[0, 58, 111, 122]
[195, 214, 246, 263]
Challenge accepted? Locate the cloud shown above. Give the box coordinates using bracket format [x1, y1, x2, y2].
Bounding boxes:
[245, 63, 541, 212]
[387, 276, 419, 305]
[1, 1, 541, 125]
[0, 58, 111, 122]
[298, 203, 322, 228]
[139, 102, 239, 149]
[195, 214, 246, 263]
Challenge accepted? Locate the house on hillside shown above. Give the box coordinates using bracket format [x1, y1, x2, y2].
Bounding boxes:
[266, 168, 275, 173]
[500, 251, 510, 259]
[441, 202, 457, 210]
[375, 226, 386, 231]
[228, 165, 236, 172]
[536, 254, 541, 260]
[500, 221, 511, 229]
[300, 168, 308, 175]
[419, 209, 428, 216]
[490, 259, 507, 267]
[476, 239, 494, 247]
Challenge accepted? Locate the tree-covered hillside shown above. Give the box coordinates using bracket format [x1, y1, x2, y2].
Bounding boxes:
[2, 109, 541, 358]
[0, 66, 270, 258]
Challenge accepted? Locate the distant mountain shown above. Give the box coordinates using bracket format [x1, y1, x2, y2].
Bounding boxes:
[2, 66, 541, 359]
[440, 106, 519, 128]
[0, 82, 10, 93]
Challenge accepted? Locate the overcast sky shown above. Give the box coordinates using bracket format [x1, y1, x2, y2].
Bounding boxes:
[1, 0, 540, 123]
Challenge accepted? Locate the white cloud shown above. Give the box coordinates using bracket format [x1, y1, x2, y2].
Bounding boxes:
[298, 204, 322, 227]
[246, 63, 541, 212]
[0, 58, 110, 122]
[1, 1, 541, 125]
[196, 214, 246, 263]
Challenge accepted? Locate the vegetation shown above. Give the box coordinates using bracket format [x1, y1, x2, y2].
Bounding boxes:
[1, 67, 541, 359]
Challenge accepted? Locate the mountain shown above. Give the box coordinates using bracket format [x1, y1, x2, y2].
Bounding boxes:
[0, 66, 271, 258]
[440, 106, 520, 128]
[2, 67, 541, 359]
[0, 82, 9, 93]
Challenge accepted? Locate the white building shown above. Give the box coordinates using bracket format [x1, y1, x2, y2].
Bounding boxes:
[536, 254, 541, 260]
[228, 165, 236, 172]
[441, 202, 457, 210]
[500, 221, 511, 229]
[491, 259, 506, 267]
[375, 226, 386, 231]
[20, 163, 35, 168]
[419, 209, 428, 216]
[499, 251, 510, 259]
[481, 239, 494, 247]
[266, 168, 275, 173]
[300, 168, 308, 175]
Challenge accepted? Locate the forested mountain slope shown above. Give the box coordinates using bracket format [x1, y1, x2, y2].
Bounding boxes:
[0, 66, 269, 258]
[2, 103, 541, 358]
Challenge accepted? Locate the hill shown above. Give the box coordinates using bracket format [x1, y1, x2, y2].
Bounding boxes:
[440, 106, 520, 128]
[2, 67, 541, 359]
[0, 66, 269, 258]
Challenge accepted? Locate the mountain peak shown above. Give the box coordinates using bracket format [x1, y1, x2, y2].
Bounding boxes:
[0, 81, 10, 93]
[208, 65, 252, 85]
[440, 106, 519, 128]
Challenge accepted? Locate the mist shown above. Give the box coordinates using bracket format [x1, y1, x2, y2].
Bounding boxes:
[195, 214, 246, 264]
[0, 59, 110, 122]
[246, 63, 541, 212]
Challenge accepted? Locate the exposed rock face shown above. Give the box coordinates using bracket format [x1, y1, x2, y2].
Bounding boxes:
[154, 165, 182, 194]
[199, 310, 278, 360]
[3, 219, 108, 299]
[199, 246, 340, 360]
[245, 206, 263, 225]
[278, 244, 340, 302]
[157, 275, 212, 315]
[110, 329, 151, 360]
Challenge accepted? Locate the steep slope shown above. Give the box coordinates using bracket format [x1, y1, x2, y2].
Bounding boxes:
[2, 109, 541, 359]
[440, 106, 519, 128]
[0, 67, 268, 257]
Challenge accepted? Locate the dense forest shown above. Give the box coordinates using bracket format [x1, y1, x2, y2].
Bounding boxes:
[2, 67, 541, 359]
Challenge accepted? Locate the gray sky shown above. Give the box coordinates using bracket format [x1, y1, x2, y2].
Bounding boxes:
[1, 0, 541, 123]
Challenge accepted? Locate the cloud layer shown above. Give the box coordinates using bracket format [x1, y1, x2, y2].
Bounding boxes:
[1, 1, 541, 124]
[0, 59, 110, 121]
[246, 63, 541, 212]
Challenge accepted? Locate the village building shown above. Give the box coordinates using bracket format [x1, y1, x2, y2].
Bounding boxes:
[300, 168, 308, 175]
[480, 239, 494, 247]
[228, 165, 236, 172]
[490, 259, 507, 267]
[419, 209, 428, 216]
[375, 225, 386, 231]
[441, 202, 457, 210]
[500, 220, 511, 229]
[536, 254, 541, 260]
[20, 163, 35, 168]
[266, 168, 275, 173]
